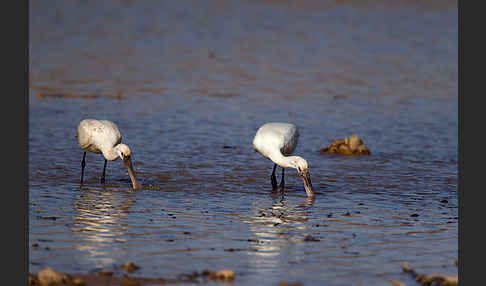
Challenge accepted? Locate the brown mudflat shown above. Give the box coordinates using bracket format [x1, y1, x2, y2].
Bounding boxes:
[29, 266, 236, 286]
[37, 91, 125, 100]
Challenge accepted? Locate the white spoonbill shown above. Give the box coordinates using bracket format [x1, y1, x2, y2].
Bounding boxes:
[76, 119, 140, 190]
[252, 122, 315, 197]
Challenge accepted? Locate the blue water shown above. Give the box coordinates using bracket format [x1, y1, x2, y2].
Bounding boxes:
[29, 1, 458, 285]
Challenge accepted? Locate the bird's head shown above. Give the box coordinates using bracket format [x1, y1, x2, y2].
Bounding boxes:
[115, 144, 140, 190]
[293, 156, 309, 176]
[115, 144, 132, 160]
[292, 156, 314, 197]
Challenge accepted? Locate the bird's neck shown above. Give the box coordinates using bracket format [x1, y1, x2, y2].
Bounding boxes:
[102, 146, 120, 161]
[269, 152, 298, 169]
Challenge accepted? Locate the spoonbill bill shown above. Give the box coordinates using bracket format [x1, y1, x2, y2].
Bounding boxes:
[252, 122, 315, 197]
[76, 119, 140, 190]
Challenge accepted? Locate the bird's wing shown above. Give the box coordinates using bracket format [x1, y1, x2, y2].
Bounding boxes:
[98, 120, 122, 147]
[77, 120, 96, 151]
[77, 119, 122, 153]
[280, 125, 299, 155]
[100, 120, 122, 144]
[253, 122, 299, 158]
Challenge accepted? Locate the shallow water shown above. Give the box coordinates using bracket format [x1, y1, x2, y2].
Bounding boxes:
[29, 0, 458, 285]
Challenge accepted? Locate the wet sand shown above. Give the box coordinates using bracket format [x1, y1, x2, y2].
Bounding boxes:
[29, 266, 236, 285]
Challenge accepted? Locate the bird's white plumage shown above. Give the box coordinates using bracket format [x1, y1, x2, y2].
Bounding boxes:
[252, 122, 314, 197]
[253, 122, 299, 160]
[77, 119, 140, 190]
[77, 119, 123, 159]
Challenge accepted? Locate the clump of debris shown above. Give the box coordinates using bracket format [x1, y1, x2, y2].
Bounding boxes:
[320, 134, 370, 155]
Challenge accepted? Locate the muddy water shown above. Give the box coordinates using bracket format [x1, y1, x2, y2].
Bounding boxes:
[29, 0, 458, 285]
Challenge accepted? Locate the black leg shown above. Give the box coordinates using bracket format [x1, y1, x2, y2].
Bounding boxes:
[279, 167, 285, 190]
[80, 152, 86, 187]
[101, 159, 107, 184]
[271, 164, 278, 190]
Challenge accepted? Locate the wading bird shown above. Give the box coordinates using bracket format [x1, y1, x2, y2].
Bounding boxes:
[252, 122, 315, 197]
[76, 119, 140, 190]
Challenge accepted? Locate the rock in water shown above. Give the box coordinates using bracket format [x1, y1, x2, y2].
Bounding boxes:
[320, 135, 370, 155]
[37, 267, 63, 286]
[122, 262, 140, 273]
[209, 269, 235, 281]
[347, 134, 362, 152]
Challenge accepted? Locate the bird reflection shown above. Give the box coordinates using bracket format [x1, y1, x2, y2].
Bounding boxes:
[71, 189, 135, 267]
[242, 192, 315, 269]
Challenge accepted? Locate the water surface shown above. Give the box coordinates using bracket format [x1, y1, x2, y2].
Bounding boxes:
[29, 1, 458, 285]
